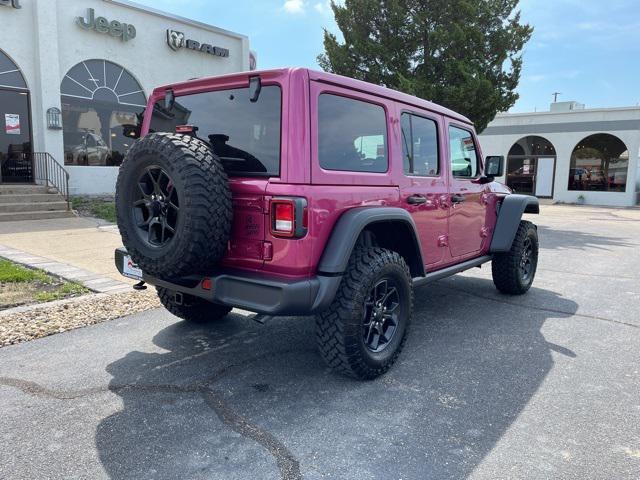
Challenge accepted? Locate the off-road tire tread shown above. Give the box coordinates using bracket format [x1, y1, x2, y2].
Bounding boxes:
[492, 220, 538, 295]
[116, 133, 232, 278]
[157, 287, 232, 323]
[316, 247, 413, 380]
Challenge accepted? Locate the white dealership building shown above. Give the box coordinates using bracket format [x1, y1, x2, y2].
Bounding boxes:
[479, 101, 640, 207]
[0, 0, 251, 195]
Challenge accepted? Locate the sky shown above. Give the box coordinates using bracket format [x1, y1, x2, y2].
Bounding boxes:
[137, 0, 640, 113]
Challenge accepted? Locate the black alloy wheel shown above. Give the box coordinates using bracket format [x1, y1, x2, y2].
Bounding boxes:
[519, 236, 535, 283]
[132, 166, 179, 247]
[316, 247, 413, 379]
[363, 278, 401, 352]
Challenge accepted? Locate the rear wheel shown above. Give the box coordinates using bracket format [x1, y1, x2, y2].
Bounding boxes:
[316, 247, 413, 380]
[157, 287, 232, 323]
[492, 220, 539, 295]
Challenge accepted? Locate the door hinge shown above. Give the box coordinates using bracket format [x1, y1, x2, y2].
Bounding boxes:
[480, 226, 490, 238]
[438, 235, 448, 247]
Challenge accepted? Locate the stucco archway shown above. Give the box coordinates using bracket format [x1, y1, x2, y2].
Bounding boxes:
[568, 134, 629, 192]
[506, 136, 557, 198]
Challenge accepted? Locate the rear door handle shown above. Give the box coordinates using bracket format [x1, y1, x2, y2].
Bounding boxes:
[407, 195, 427, 205]
[451, 194, 466, 204]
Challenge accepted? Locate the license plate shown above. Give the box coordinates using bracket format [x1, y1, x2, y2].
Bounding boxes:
[122, 255, 143, 280]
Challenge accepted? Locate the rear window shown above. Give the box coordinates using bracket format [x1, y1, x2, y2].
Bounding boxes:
[149, 85, 281, 176]
[318, 94, 388, 173]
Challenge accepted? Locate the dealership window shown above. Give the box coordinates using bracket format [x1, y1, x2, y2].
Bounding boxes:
[60, 60, 146, 167]
[568, 134, 628, 192]
[506, 136, 557, 196]
[0, 49, 27, 90]
[318, 94, 388, 173]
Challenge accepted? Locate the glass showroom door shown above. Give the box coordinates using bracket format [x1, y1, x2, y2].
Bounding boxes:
[0, 88, 32, 183]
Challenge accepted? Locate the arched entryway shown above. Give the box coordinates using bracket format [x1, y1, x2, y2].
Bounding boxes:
[506, 136, 557, 198]
[60, 60, 146, 167]
[0, 48, 32, 183]
[568, 134, 629, 192]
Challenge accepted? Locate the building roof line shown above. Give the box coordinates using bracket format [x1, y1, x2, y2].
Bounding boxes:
[102, 0, 249, 41]
[498, 105, 640, 118]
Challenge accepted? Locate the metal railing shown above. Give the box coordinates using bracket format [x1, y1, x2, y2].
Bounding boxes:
[32, 152, 70, 210]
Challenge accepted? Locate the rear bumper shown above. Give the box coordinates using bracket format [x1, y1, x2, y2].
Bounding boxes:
[114, 247, 341, 315]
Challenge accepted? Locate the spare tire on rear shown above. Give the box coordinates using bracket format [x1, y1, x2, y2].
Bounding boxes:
[115, 133, 232, 279]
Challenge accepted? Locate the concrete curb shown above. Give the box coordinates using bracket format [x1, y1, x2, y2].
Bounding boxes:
[0, 244, 130, 294]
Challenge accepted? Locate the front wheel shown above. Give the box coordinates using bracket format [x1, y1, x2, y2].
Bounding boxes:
[157, 287, 232, 323]
[316, 247, 413, 380]
[491, 220, 539, 295]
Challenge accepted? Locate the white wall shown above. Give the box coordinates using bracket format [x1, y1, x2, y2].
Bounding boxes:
[479, 108, 640, 207]
[67, 166, 119, 196]
[0, 0, 250, 195]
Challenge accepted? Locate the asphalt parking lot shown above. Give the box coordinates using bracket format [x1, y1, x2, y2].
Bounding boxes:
[1, 205, 639, 480]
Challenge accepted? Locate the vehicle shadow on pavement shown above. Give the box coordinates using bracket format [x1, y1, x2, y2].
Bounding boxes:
[96, 277, 578, 480]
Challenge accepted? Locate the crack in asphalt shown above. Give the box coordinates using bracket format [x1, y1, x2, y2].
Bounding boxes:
[0, 348, 310, 480]
[0, 377, 110, 400]
[200, 388, 301, 480]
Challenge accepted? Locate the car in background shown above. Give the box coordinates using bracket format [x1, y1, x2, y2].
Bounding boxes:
[67, 132, 111, 166]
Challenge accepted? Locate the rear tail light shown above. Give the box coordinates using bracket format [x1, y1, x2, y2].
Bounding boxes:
[270, 197, 308, 238]
[274, 201, 294, 235]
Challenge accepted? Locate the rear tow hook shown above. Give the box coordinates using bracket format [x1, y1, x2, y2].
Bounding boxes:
[132, 281, 147, 291]
[250, 314, 274, 325]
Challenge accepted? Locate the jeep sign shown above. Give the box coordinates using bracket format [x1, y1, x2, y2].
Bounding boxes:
[0, 0, 21, 8]
[166, 29, 229, 58]
[76, 8, 136, 42]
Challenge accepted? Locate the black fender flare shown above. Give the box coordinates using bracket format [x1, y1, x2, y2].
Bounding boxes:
[490, 194, 539, 253]
[317, 207, 425, 276]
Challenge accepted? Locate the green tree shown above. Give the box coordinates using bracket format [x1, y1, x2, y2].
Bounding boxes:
[318, 0, 533, 131]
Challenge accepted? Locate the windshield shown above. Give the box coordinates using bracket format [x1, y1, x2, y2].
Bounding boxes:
[149, 85, 282, 176]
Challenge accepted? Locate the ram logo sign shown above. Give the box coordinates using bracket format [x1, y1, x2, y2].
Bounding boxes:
[0, 0, 21, 9]
[166, 29, 185, 51]
[165, 29, 230, 58]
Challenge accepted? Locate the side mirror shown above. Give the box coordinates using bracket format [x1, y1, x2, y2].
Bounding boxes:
[485, 155, 504, 177]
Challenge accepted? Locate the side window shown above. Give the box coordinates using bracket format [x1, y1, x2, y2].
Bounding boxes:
[318, 93, 388, 173]
[449, 125, 478, 178]
[400, 113, 439, 176]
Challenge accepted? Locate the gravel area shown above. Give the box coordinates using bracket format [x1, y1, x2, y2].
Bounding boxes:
[0, 289, 160, 347]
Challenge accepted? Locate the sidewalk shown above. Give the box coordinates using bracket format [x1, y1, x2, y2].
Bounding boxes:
[0, 217, 133, 288]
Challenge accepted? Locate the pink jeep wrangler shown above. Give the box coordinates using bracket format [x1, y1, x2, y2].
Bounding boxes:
[115, 68, 539, 379]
